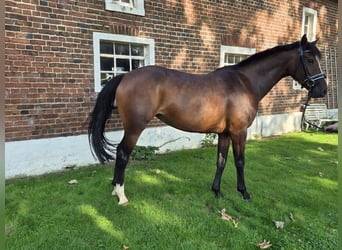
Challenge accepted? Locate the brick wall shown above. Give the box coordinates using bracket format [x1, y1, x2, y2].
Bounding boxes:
[5, 0, 338, 142]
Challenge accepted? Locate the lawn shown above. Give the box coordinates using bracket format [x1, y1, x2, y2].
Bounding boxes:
[5, 132, 338, 249]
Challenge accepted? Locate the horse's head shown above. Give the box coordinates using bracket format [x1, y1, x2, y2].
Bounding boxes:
[293, 35, 327, 98]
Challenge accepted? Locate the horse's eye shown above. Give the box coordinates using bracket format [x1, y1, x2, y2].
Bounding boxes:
[308, 59, 314, 64]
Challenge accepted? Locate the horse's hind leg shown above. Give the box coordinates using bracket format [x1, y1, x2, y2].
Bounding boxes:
[112, 131, 141, 205]
[212, 133, 231, 197]
[231, 130, 251, 200]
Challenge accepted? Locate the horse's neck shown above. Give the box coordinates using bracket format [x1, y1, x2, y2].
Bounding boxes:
[239, 50, 296, 101]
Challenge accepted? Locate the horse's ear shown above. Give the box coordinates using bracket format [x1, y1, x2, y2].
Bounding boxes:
[301, 34, 308, 47]
[312, 37, 319, 45]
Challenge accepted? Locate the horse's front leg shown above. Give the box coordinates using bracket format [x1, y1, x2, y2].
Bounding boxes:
[231, 131, 251, 201]
[211, 133, 230, 198]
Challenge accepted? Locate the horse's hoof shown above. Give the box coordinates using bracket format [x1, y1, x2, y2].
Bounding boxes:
[118, 200, 129, 206]
[213, 191, 223, 198]
[112, 184, 129, 205]
[242, 192, 251, 201]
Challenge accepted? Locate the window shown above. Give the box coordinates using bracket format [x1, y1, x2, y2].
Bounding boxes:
[220, 45, 256, 67]
[93, 32, 154, 92]
[104, 0, 145, 16]
[301, 7, 317, 42]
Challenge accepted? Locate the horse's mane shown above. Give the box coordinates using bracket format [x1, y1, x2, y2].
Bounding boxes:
[218, 40, 321, 71]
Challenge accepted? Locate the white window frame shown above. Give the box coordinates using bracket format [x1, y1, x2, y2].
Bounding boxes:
[93, 32, 154, 92]
[220, 45, 256, 67]
[301, 7, 317, 42]
[105, 0, 145, 16]
[294, 7, 318, 90]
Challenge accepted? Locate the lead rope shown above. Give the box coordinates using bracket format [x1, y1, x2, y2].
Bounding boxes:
[300, 92, 324, 132]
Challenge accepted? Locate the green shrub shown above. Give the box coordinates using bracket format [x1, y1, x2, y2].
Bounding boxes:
[200, 133, 217, 147]
[131, 146, 159, 160]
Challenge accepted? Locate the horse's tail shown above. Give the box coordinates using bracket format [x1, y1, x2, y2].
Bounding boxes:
[88, 74, 124, 163]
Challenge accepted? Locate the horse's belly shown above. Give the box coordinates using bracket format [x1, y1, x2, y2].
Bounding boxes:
[156, 111, 226, 133]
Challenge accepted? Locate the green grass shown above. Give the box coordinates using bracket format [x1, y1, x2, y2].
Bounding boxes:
[5, 132, 338, 249]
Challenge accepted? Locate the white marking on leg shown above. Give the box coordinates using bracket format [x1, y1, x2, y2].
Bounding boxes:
[112, 184, 128, 205]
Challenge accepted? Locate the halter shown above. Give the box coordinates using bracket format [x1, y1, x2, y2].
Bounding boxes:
[297, 45, 327, 131]
[297, 45, 326, 94]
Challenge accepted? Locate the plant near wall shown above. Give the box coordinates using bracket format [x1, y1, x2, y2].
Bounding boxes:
[200, 133, 217, 148]
[131, 146, 159, 160]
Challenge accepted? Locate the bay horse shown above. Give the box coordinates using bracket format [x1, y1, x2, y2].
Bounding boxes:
[88, 35, 327, 205]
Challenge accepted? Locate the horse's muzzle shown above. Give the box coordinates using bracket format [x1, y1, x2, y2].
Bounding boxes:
[311, 85, 327, 98]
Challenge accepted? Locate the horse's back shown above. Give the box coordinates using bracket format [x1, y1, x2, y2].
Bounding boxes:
[115, 65, 257, 133]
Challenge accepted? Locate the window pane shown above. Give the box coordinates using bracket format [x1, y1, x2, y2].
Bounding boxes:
[100, 57, 114, 71]
[101, 72, 113, 80]
[131, 44, 144, 56]
[228, 55, 234, 64]
[116, 67, 126, 73]
[132, 59, 144, 70]
[223, 53, 251, 66]
[100, 41, 113, 54]
[101, 73, 114, 85]
[237, 56, 245, 63]
[120, 0, 134, 7]
[116, 59, 130, 71]
[307, 16, 313, 39]
[304, 15, 310, 35]
[304, 15, 309, 25]
[115, 43, 129, 55]
[224, 54, 229, 64]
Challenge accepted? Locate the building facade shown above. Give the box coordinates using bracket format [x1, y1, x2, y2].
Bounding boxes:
[5, 0, 338, 177]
